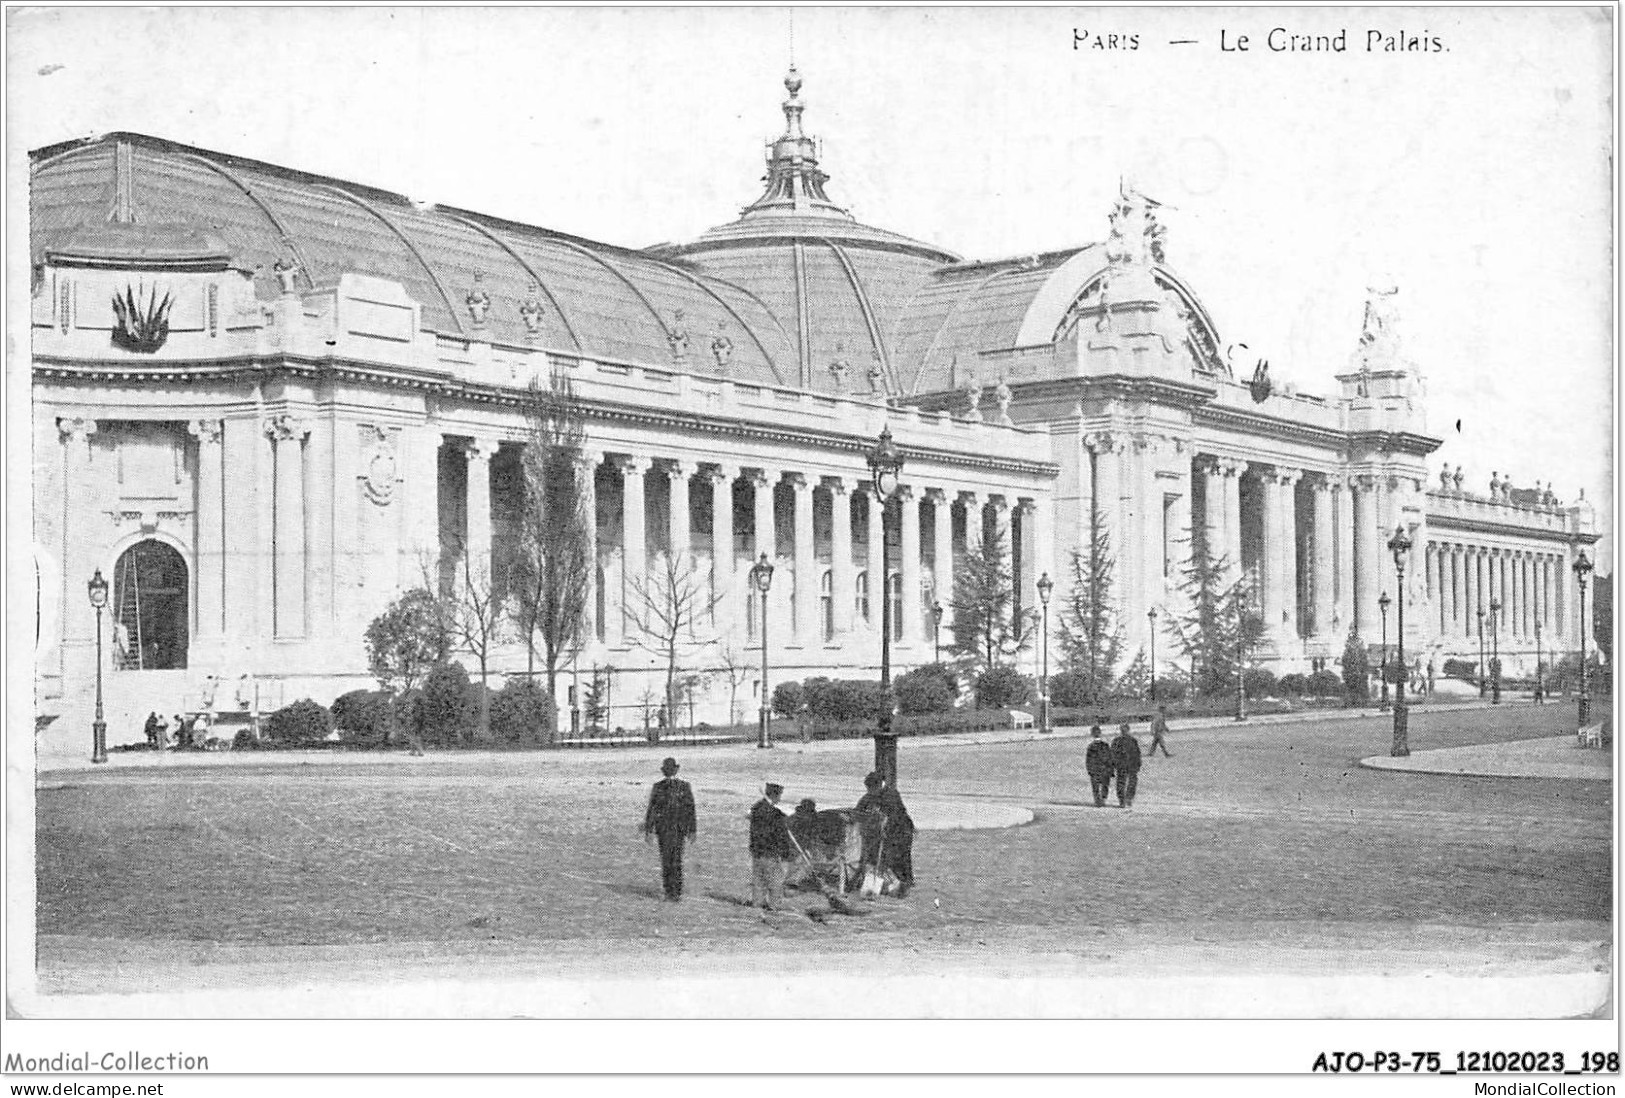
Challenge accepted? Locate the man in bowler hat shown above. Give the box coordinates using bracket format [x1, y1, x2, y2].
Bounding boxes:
[1084, 725, 1115, 807]
[1111, 723, 1142, 808]
[748, 782, 794, 909]
[643, 757, 697, 900]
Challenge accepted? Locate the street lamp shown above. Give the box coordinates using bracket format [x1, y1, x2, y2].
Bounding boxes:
[1488, 600, 1501, 704]
[1147, 606, 1159, 704]
[1234, 585, 1250, 723]
[1476, 608, 1487, 698]
[1036, 573, 1054, 734]
[1378, 591, 1391, 713]
[1388, 524, 1413, 757]
[866, 426, 904, 786]
[87, 569, 109, 764]
[931, 600, 945, 664]
[1574, 550, 1593, 725]
[1489, 599, 1502, 705]
[1534, 618, 1544, 705]
[749, 552, 775, 749]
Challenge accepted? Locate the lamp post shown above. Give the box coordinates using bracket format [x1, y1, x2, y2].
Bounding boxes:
[1489, 599, 1501, 705]
[1534, 619, 1544, 705]
[87, 569, 109, 764]
[1476, 608, 1486, 698]
[749, 553, 775, 749]
[1037, 573, 1054, 734]
[1488, 600, 1501, 704]
[931, 600, 944, 664]
[1147, 606, 1159, 704]
[866, 426, 904, 786]
[1234, 587, 1248, 723]
[1378, 591, 1391, 713]
[1574, 550, 1593, 725]
[1388, 524, 1413, 757]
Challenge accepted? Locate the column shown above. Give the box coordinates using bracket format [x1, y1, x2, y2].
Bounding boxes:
[577, 452, 602, 642]
[706, 465, 735, 633]
[665, 460, 692, 560]
[1199, 456, 1226, 559]
[1310, 478, 1334, 638]
[1277, 469, 1301, 640]
[617, 455, 651, 644]
[1259, 467, 1283, 637]
[790, 473, 815, 644]
[1352, 475, 1378, 639]
[1451, 545, 1465, 640]
[1556, 549, 1569, 643]
[1332, 479, 1353, 638]
[266, 414, 310, 639]
[56, 417, 99, 680]
[1521, 554, 1533, 638]
[1540, 555, 1552, 634]
[866, 487, 885, 637]
[1487, 550, 1501, 631]
[463, 438, 498, 582]
[1221, 458, 1244, 584]
[1426, 543, 1440, 633]
[829, 477, 854, 637]
[899, 486, 921, 644]
[1136, 436, 1162, 629]
[188, 419, 225, 641]
[929, 488, 954, 634]
[960, 490, 984, 556]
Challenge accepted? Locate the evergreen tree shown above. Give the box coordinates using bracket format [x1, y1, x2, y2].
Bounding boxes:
[1116, 647, 1151, 700]
[949, 525, 1034, 673]
[1058, 497, 1122, 703]
[1171, 521, 1234, 696]
[1341, 627, 1371, 702]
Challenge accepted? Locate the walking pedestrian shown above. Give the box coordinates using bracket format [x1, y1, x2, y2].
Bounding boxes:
[1084, 725, 1114, 806]
[143, 712, 161, 749]
[643, 757, 697, 901]
[1111, 722, 1142, 808]
[1148, 705, 1174, 757]
[749, 782, 794, 910]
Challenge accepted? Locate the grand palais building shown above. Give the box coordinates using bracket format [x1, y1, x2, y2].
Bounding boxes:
[29, 70, 1598, 756]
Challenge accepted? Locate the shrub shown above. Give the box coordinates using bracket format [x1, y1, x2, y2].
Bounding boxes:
[232, 728, 256, 750]
[975, 666, 1032, 709]
[1243, 668, 1278, 699]
[1341, 629, 1370, 702]
[894, 664, 956, 714]
[1306, 669, 1345, 697]
[1277, 672, 1310, 696]
[262, 698, 332, 745]
[490, 678, 552, 744]
[418, 662, 478, 746]
[1048, 669, 1096, 709]
[804, 678, 886, 721]
[331, 689, 392, 736]
[771, 680, 804, 719]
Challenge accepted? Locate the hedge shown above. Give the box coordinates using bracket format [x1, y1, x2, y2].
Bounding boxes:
[261, 698, 332, 745]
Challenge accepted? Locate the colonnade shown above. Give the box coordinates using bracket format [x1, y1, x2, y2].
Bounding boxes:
[1423, 540, 1578, 650]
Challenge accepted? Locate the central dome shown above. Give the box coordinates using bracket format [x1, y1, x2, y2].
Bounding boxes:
[652, 68, 958, 394]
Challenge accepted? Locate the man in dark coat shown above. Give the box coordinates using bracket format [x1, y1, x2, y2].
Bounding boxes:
[749, 782, 794, 909]
[643, 757, 697, 901]
[856, 771, 916, 897]
[1111, 723, 1142, 808]
[1084, 725, 1115, 807]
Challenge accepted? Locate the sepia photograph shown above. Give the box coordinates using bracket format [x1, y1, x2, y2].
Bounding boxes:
[4, 3, 1616, 1080]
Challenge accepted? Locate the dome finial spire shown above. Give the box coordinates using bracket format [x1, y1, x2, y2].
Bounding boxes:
[738, 65, 850, 220]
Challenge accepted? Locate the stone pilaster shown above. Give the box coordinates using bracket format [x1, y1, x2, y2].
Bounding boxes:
[829, 477, 854, 638]
[928, 488, 953, 638]
[1310, 477, 1334, 639]
[1352, 475, 1378, 640]
[866, 487, 885, 637]
[576, 452, 601, 642]
[264, 414, 310, 639]
[188, 419, 225, 643]
[790, 473, 815, 644]
[1276, 468, 1302, 642]
[898, 485, 921, 645]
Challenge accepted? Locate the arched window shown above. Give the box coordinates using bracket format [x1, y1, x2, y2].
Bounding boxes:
[112, 539, 189, 670]
[855, 570, 870, 624]
[820, 570, 834, 641]
[888, 572, 904, 638]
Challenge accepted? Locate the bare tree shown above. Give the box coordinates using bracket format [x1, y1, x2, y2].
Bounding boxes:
[712, 636, 753, 728]
[422, 540, 509, 740]
[627, 550, 724, 740]
[511, 371, 596, 709]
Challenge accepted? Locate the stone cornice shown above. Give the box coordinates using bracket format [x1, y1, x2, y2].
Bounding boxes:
[1425, 512, 1599, 546]
[1192, 403, 1349, 449]
[1345, 428, 1443, 458]
[35, 353, 1059, 480]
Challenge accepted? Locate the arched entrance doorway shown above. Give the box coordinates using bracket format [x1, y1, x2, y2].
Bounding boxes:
[113, 539, 189, 670]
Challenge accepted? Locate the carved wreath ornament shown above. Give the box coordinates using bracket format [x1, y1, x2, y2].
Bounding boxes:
[360, 427, 400, 507]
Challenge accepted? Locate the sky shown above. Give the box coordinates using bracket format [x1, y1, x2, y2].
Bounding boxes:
[7, 5, 1615, 566]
